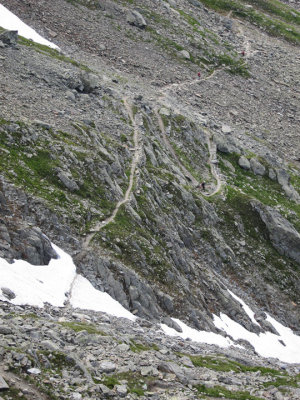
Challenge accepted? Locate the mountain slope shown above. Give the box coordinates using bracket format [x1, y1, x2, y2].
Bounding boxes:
[0, 0, 300, 382]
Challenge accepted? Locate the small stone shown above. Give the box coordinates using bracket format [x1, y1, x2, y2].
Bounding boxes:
[100, 361, 116, 373]
[116, 384, 127, 397]
[71, 393, 82, 400]
[27, 368, 41, 375]
[0, 326, 12, 335]
[222, 125, 232, 134]
[178, 50, 190, 59]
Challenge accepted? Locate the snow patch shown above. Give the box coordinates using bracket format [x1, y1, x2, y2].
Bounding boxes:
[70, 274, 136, 321]
[0, 243, 136, 321]
[0, 244, 75, 308]
[228, 289, 259, 326]
[213, 309, 300, 364]
[161, 318, 234, 348]
[0, 4, 59, 49]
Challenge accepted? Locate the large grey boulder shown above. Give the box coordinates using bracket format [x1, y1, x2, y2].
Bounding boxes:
[215, 135, 240, 154]
[126, 10, 147, 29]
[64, 71, 99, 93]
[252, 201, 300, 263]
[0, 30, 18, 46]
[80, 71, 99, 93]
[238, 156, 250, 170]
[57, 171, 79, 191]
[250, 158, 265, 176]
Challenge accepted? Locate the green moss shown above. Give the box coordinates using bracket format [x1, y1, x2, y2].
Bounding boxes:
[263, 374, 300, 388]
[195, 384, 264, 399]
[58, 321, 107, 335]
[130, 339, 160, 353]
[97, 371, 151, 396]
[189, 354, 286, 376]
[196, 0, 300, 44]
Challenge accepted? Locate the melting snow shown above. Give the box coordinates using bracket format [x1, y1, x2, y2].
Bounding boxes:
[228, 289, 259, 326]
[0, 244, 136, 321]
[213, 312, 300, 364]
[1, 240, 300, 362]
[161, 318, 234, 348]
[70, 274, 136, 321]
[0, 4, 59, 49]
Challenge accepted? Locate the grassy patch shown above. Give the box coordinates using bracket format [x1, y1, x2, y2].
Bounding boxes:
[58, 321, 106, 335]
[96, 371, 155, 396]
[196, 0, 300, 44]
[189, 354, 286, 376]
[130, 339, 159, 353]
[195, 384, 264, 399]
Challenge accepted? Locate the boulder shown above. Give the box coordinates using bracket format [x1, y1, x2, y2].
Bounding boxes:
[250, 158, 265, 176]
[238, 156, 250, 170]
[215, 136, 240, 154]
[0, 30, 18, 46]
[269, 168, 277, 181]
[252, 201, 300, 263]
[276, 168, 290, 187]
[80, 72, 99, 93]
[1, 287, 16, 300]
[126, 10, 147, 29]
[57, 171, 79, 191]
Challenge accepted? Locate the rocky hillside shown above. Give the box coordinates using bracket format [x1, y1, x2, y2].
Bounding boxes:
[0, 0, 300, 398]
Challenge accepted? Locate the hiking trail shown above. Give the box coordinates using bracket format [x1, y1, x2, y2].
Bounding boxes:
[157, 71, 224, 196]
[82, 97, 142, 249]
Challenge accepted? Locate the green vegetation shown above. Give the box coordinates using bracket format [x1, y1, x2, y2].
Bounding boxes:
[130, 339, 159, 353]
[263, 373, 300, 388]
[196, 0, 300, 44]
[219, 152, 300, 232]
[215, 152, 300, 297]
[188, 354, 286, 376]
[96, 371, 153, 396]
[18, 36, 91, 71]
[58, 321, 107, 335]
[0, 119, 127, 232]
[195, 384, 264, 399]
[96, 204, 171, 283]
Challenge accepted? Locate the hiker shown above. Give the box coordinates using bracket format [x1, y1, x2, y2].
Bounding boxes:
[200, 182, 206, 191]
[241, 50, 245, 57]
[197, 71, 201, 78]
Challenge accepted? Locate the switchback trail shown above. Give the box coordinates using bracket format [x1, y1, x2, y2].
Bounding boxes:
[156, 109, 223, 196]
[157, 70, 224, 196]
[82, 97, 142, 250]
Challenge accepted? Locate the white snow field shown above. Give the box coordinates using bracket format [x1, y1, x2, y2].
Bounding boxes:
[0, 244, 136, 321]
[0, 4, 59, 49]
[1, 242, 300, 362]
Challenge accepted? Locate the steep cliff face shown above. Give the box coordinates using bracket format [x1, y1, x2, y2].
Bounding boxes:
[0, 0, 299, 342]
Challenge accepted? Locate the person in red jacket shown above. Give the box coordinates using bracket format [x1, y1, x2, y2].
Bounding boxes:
[197, 71, 201, 78]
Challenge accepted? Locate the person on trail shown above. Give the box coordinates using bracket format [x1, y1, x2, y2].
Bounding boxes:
[241, 50, 245, 57]
[197, 71, 201, 78]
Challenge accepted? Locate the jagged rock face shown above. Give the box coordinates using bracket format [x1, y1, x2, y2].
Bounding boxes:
[0, 0, 299, 338]
[253, 202, 300, 264]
